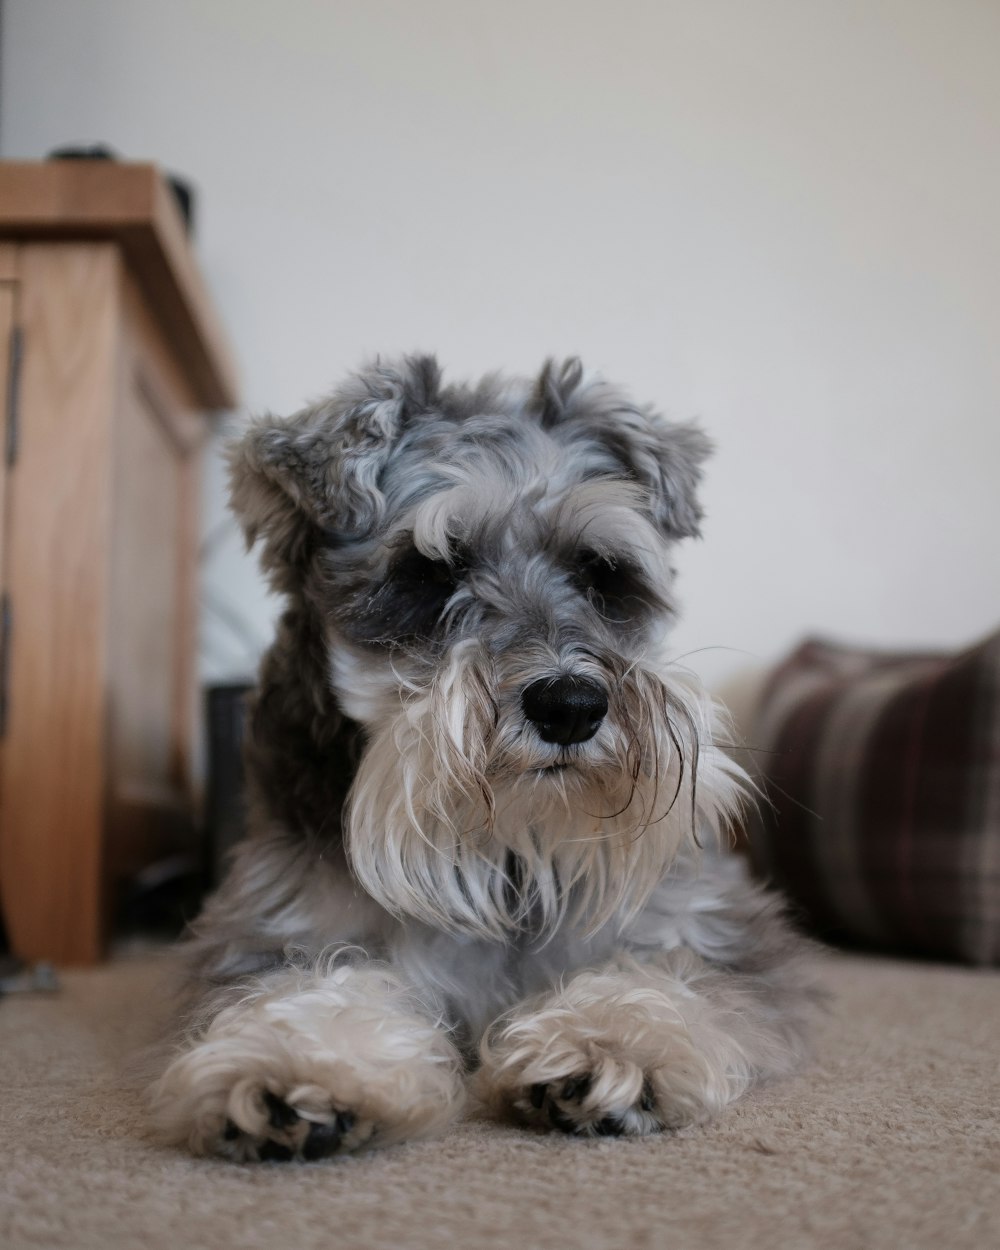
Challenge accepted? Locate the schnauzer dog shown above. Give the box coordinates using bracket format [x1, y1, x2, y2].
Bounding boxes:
[149, 356, 815, 1161]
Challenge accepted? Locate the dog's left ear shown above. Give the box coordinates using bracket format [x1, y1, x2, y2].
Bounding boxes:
[228, 355, 442, 581]
[535, 357, 713, 540]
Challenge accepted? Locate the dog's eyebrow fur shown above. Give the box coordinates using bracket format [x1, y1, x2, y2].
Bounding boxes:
[404, 468, 672, 587]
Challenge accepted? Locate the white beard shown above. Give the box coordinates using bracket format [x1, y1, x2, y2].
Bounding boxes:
[346, 641, 748, 940]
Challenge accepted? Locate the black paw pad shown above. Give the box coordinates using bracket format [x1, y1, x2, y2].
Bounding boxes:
[263, 1090, 299, 1131]
[301, 1111, 356, 1161]
[258, 1139, 295, 1163]
[547, 1103, 582, 1134]
[302, 1119, 341, 1161]
[560, 1074, 592, 1103]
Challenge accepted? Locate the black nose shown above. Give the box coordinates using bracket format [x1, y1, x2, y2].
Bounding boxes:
[521, 675, 609, 746]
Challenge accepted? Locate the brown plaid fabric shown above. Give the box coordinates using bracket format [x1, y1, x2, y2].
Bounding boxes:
[746, 630, 1000, 965]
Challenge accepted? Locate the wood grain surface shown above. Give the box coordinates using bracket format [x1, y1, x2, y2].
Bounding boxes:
[0, 244, 119, 963]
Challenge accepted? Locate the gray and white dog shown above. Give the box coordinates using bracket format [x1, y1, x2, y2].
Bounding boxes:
[150, 355, 815, 1162]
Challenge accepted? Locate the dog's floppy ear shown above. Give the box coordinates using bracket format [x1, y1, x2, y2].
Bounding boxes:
[228, 355, 442, 580]
[535, 356, 712, 540]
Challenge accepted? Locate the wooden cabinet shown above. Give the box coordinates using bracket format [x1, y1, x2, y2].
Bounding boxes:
[0, 162, 239, 964]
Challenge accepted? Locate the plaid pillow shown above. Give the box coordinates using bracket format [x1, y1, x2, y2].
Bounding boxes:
[747, 630, 1000, 965]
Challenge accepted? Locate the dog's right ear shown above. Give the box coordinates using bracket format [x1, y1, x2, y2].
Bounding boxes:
[228, 355, 442, 582]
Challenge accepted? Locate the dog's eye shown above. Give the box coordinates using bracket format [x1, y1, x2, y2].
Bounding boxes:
[576, 550, 621, 598]
[573, 550, 647, 622]
[422, 557, 455, 587]
[395, 547, 462, 592]
[352, 545, 466, 647]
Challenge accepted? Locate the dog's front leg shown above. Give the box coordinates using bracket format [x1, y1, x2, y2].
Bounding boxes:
[149, 960, 464, 1161]
[479, 950, 805, 1137]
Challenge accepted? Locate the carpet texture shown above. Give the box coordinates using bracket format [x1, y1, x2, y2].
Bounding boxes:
[1, 951, 998, 1250]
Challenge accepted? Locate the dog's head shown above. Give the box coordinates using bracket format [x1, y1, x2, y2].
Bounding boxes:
[230, 356, 744, 938]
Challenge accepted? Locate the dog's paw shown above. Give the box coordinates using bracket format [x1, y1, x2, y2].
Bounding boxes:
[493, 1046, 702, 1138]
[149, 965, 465, 1161]
[479, 963, 736, 1137]
[519, 1067, 663, 1138]
[214, 1085, 375, 1163]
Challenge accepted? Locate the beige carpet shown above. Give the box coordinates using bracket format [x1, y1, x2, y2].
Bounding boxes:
[1, 951, 998, 1250]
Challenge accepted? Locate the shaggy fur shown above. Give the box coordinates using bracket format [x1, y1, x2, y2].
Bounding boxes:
[149, 355, 816, 1161]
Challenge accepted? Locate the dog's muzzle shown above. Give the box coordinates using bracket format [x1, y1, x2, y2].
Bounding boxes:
[521, 675, 608, 746]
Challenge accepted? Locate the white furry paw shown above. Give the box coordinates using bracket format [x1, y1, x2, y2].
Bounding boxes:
[479, 964, 738, 1137]
[149, 964, 465, 1161]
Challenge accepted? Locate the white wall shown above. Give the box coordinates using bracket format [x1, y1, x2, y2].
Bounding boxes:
[3, 0, 999, 715]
